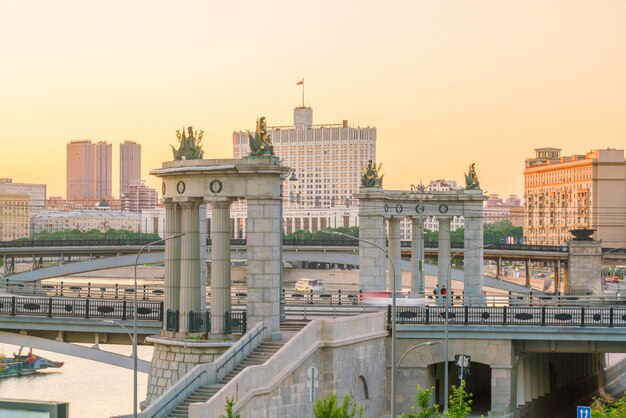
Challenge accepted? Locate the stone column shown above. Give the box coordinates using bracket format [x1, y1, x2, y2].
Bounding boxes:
[491, 365, 517, 414]
[388, 217, 402, 291]
[463, 202, 485, 302]
[179, 200, 201, 334]
[246, 197, 282, 335]
[516, 357, 526, 406]
[163, 201, 181, 334]
[210, 199, 232, 335]
[410, 218, 420, 294]
[358, 212, 387, 291]
[567, 240, 602, 294]
[437, 216, 452, 289]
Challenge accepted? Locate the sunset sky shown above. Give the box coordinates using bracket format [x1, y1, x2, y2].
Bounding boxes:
[1, 1, 625, 199]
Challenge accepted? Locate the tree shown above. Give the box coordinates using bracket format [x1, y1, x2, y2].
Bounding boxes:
[219, 397, 242, 418]
[313, 392, 363, 418]
[401, 385, 440, 418]
[447, 380, 473, 418]
[591, 391, 626, 417]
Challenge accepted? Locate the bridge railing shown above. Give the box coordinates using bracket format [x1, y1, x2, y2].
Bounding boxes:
[390, 305, 626, 328]
[0, 295, 162, 321]
[2, 278, 625, 308]
[0, 238, 568, 252]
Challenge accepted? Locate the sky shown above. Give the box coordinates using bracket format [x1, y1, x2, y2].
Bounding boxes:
[1, 1, 625, 199]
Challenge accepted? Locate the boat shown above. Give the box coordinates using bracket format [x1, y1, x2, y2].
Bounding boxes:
[0, 347, 64, 378]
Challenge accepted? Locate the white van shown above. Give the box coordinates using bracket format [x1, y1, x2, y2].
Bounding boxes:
[294, 278, 326, 293]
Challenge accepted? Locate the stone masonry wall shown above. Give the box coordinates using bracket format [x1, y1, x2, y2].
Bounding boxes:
[234, 338, 387, 418]
[144, 338, 230, 406]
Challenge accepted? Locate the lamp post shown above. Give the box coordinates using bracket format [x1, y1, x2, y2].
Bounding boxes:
[132, 233, 184, 418]
[103, 319, 134, 345]
[443, 244, 492, 414]
[397, 340, 441, 367]
[409, 183, 434, 297]
[320, 230, 399, 417]
[279, 168, 297, 321]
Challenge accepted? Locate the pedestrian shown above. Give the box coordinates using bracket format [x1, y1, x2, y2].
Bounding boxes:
[441, 285, 447, 302]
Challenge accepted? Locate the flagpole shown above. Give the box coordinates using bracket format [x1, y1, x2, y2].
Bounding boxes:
[301, 81, 305, 107]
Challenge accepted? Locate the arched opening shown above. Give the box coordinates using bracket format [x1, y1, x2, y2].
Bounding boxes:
[357, 375, 369, 400]
[432, 361, 491, 415]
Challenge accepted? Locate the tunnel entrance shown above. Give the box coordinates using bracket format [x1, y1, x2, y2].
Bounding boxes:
[433, 361, 491, 415]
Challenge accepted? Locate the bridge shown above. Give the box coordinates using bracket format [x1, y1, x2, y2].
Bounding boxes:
[0, 239, 600, 291]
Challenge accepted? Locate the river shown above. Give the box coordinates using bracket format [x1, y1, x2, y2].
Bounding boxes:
[0, 343, 153, 418]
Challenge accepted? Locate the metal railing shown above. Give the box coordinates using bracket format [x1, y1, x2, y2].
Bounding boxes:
[0, 238, 569, 253]
[0, 295, 162, 321]
[388, 305, 626, 328]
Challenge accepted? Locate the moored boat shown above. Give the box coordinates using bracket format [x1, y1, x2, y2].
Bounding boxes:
[0, 348, 64, 378]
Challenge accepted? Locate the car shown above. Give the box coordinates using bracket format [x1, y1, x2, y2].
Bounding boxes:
[536, 272, 546, 278]
[359, 290, 426, 306]
[294, 278, 326, 293]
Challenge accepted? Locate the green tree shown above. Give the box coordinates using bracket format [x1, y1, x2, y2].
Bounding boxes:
[591, 391, 626, 417]
[219, 397, 242, 418]
[401, 385, 441, 418]
[313, 392, 363, 418]
[446, 380, 473, 418]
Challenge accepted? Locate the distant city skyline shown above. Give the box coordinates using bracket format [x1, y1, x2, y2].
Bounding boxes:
[1, 1, 625, 199]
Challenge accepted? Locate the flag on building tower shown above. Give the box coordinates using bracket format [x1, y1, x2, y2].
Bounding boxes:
[296, 79, 305, 107]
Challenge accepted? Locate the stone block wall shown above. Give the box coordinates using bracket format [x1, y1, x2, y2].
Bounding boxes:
[232, 338, 387, 418]
[144, 337, 231, 405]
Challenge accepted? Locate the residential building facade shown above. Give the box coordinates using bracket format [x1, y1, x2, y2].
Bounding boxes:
[0, 194, 30, 240]
[484, 194, 524, 227]
[121, 183, 158, 213]
[0, 178, 47, 208]
[31, 210, 141, 235]
[524, 147, 626, 247]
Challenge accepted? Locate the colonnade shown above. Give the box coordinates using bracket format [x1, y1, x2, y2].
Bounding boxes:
[516, 352, 603, 407]
[155, 157, 286, 337]
[356, 189, 486, 298]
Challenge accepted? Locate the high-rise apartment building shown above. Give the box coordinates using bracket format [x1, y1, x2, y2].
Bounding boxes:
[233, 107, 376, 209]
[67, 140, 112, 201]
[524, 147, 626, 247]
[120, 141, 141, 197]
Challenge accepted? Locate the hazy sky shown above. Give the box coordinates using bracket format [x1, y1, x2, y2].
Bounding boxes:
[1, 1, 625, 199]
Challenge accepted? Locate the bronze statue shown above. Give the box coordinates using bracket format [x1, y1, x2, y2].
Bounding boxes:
[465, 163, 480, 189]
[171, 126, 204, 160]
[361, 160, 384, 188]
[248, 116, 275, 157]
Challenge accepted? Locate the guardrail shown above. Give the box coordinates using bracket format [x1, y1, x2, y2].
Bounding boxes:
[0, 295, 163, 321]
[0, 238, 570, 253]
[389, 305, 626, 328]
[2, 279, 625, 308]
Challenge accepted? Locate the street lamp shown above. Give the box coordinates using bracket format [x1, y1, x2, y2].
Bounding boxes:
[103, 319, 134, 347]
[409, 183, 434, 297]
[443, 244, 492, 414]
[132, 233, 184, 418]
[397, 340, 441, 367]
[320, 230, 399, 417]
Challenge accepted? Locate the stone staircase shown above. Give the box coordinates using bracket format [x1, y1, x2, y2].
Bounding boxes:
[167, 340, 284, 418]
